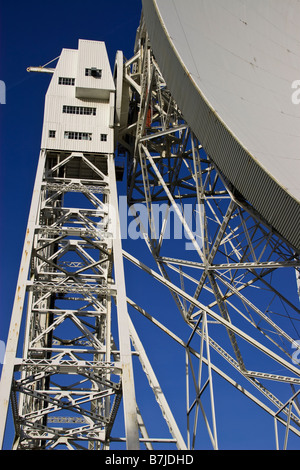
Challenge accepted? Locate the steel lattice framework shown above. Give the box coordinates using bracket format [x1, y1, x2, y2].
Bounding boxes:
[0, 149, 141, 449]
[117, 20, 300, 450]
[1, 16, 300, 451]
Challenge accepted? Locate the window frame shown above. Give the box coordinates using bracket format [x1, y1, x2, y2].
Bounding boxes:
[85, 68, 102, 79]
[63, 105, 96, 116]
[64, 131, 92, 141]
[58, 77, 75, 86]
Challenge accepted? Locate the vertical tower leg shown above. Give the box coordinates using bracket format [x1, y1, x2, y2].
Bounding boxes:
[107, 154, 140, 450]
[0, 150, 46, 449]
[0, 150, 140, 450]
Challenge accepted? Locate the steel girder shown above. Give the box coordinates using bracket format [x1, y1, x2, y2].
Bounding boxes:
[1, 21, 300, 450]
[0, 150, 140, 450]
[117, 20, 300, 450]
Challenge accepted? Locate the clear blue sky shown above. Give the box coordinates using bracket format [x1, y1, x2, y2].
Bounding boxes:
[0, 0, 299, 452]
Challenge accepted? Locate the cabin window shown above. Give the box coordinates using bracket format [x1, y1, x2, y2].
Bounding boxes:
[63, 105, 96, 116]
[58, 77, 75, 85]
[85, 68, 102, 78]
[64, 131, 92, 141]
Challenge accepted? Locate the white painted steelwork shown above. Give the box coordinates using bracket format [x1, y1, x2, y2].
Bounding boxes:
[122, 16, 300, 449]
[141, 0, 300, 252]
[1, 2, 300, 451]
[41, 40, 114, 153]
[0, 40, 140, 450]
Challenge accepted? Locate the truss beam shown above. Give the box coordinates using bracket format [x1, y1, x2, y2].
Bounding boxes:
[123, 24, 300, 449]
[0, 151, 139, 450]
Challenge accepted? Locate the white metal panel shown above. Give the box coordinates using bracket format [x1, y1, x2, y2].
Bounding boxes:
[142, 0, 300, 251]
[41, 41, 114, 154]
[76, 39, 115, 100]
